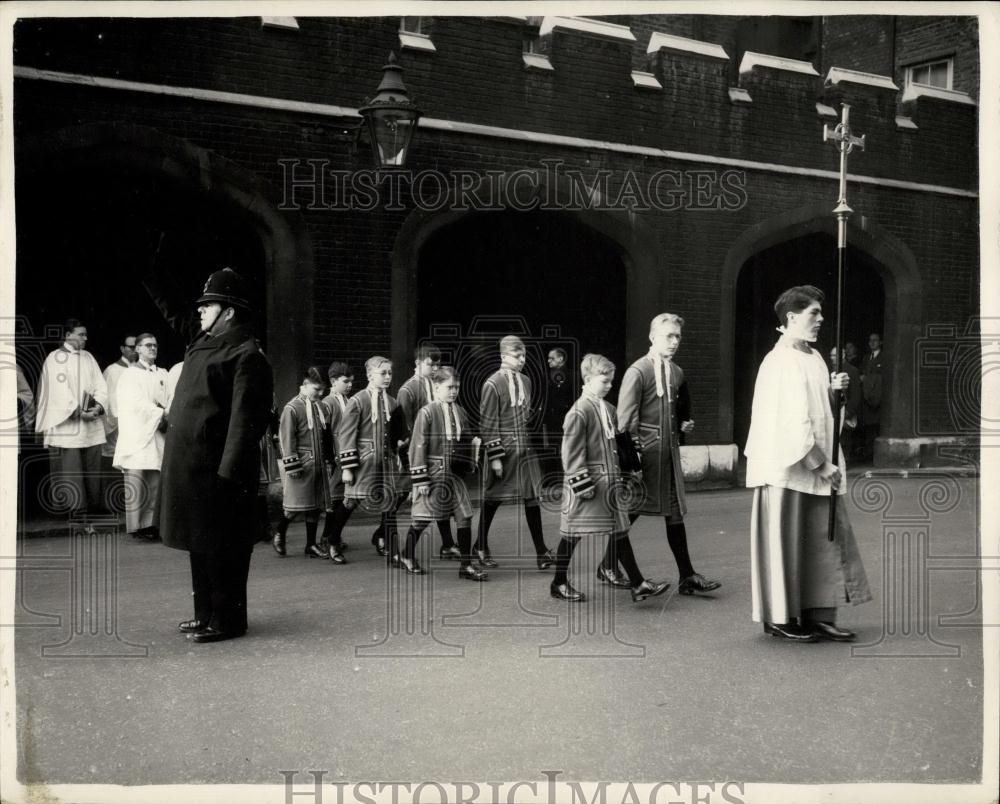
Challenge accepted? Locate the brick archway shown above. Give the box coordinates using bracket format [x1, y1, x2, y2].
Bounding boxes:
[390, 169, 662, 378]
[720, 202, 922, 455]
[16, 122, 312, 401]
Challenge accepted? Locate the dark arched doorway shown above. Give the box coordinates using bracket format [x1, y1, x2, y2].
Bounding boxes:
[415, 209, 628, 412]
[16, 164, 266, 371]
[15, 123, 312, 516]
[732, 234, 886, 451]
[15, 123, 312, 401]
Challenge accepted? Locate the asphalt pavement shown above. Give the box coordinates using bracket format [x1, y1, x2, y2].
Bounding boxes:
[10, 475, 985, 789]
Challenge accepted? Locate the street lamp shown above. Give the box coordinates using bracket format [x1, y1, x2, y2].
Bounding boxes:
[358, 52, 423, 167]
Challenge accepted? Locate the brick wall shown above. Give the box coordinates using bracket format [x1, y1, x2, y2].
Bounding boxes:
[895, 16, 980, 100]
[12, 15, 981, 438]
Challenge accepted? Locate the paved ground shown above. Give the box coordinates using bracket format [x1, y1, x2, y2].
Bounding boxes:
[10, 475, 985, 788]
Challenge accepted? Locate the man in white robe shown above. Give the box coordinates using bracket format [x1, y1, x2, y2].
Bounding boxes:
[745, 285, 872, 642]
[101, 334, 137, 459]
[35, 319, 108, 516]
[113, 334, 169, 539]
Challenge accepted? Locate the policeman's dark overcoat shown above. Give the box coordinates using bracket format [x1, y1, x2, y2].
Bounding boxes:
[160, 324, 274, 552]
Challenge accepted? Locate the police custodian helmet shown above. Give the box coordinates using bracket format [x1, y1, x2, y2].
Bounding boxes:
[196, 268, 252, 310]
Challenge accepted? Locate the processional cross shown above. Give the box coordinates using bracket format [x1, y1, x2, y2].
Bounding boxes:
[822, 104, 866, 540]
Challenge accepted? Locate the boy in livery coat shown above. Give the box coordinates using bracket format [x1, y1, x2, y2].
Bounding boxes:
[339, 356, 402, 563]
[272, 366, 331, 559]
[396, 344, 461, 560]
[553, 354, 671, 603]
[475, 335, 554, 569]
[598, 313, 721, 595]
[402, 366, 487, 580]
[317, 361, 354, 564]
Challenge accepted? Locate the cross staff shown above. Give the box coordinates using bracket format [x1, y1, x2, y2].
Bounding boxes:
[823, 104, 865, 540]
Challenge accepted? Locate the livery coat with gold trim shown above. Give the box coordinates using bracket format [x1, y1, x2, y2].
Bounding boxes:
[319, 391, 349, 504]
[479, 368, 542, 502]
[278, 395, 331, 513]
[408, 401, 475, 520]
[560, 395, 631, 536]
[395, 374, 434, 494]
[617, 357, 688, 518]
[338, 388, 399, 504]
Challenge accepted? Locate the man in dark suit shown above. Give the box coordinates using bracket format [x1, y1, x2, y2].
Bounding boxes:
[861, 333, 885, 463]
[829, 347, 862, 462]
[542, 347, 574, 488]
[159, 269, 274, 643]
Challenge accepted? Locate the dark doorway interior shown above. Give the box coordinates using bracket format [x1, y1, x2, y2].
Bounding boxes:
[732, 233, 885, 450]
[16, 164, 266, 372]
[416, 209, 627, 416]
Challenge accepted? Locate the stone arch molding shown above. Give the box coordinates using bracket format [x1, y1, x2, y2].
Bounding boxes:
[16, 121, 312, 400]
[719, 202, 922, 444]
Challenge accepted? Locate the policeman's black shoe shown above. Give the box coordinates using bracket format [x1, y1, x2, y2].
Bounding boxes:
[190, 627, 247, 644]
[304, 544, 327, 559]
[328, 547, 347, 564]
[808, 621, 856, 642]
[271, 534, 286, 556]
[536, 549, 556, 570]
[678, 573, 722, 595]
[439, 545, 462, 561]
[388, 553, 401, 568]
[630, 580, 671, 603]
[550, 581, 585, 602]
[764, 622, 818, 642]
[178, 619, 207, 634]
[374, 537, 387, 557]
[399, 556, 427, 575]
[459, 564, 489, 582]
[476, 549, 498, 568]
[597, 564, 632, 589]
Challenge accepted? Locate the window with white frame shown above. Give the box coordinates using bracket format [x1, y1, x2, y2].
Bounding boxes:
[399, 17, 436, 51]
[905, 58, 953, 89]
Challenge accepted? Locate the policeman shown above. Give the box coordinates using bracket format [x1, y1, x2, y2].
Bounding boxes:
[159, 269, 274, 643]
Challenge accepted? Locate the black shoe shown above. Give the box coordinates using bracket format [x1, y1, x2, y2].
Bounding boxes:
[476, 549, 498, 568]
[271, 533, 286, 556]
[439, 545, 462, 561]
[550, 581, 585, 602]
[764, 622, 818, 642]
[190, 627, 246, 644]
[809, 621, 856, 642]
[399, 556, 427, 575]
[375, 537, 387, 557]
[597, 564, 632, 589]
[459, 564, 489, 581]
[388, 553, 401, 568]
[304, 544, 327, 559]
[678, 573, 721, 595]
[536, 549, 555, 570]
[631, 579, 671, 603]
[328, 547, 347, 564]
[178, 619, 207, 633]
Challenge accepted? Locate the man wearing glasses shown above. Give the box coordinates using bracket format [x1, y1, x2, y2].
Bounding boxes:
[113, 334, 169, 540]
[102, 333, 138, 459]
